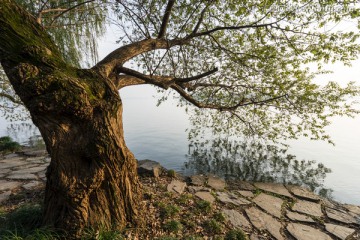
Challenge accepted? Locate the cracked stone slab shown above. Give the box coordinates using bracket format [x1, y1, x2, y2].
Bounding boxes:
[245, 207, 284, 240]
[222, 209, 251, 229]
[254, 182, 293, 198]
[22, 181, 42, 190]
[325, 207, 358, 224]
[226, 180, 256, 191]
[325, 223, 356, 240]
[217, 191, 251, 206]
[343, 204, 360, 216]
[189, 175, 206, 186]
[207, 176, 226, 190]
[253, 193, 283, 218]
[0, 191, 12, 203]
[27, 165, 47, 173]
[195, 191, 215, 204]
[3, 153, 20, 159]
[0, 160, 27, 169]
[286, 211, 315, 223]
[167, 180, 186, 194]
[6, 172, 38, 180]
[0, 168, 11, 174]
[287, 223, 332, 240]
[238, 190, 255, 198]
[286, 185, 320, 202]
[292, 199, 323, 218]
[188, 186, 211, 193]
[0, 180, 22, 191]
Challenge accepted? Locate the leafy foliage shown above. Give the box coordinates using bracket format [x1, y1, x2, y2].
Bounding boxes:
[0, 136, 21, 153]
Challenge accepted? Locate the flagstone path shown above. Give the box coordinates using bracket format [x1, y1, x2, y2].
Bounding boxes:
[1, 152, 360, 239]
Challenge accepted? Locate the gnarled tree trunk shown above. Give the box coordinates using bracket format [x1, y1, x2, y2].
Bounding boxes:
[0, 0, 141, 238]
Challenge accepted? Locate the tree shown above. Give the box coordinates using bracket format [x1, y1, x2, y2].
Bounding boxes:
[1, 0, 360, 237]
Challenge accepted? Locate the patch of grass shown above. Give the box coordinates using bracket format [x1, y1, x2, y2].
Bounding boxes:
[195, 200, 211, 214]
[167, 170, 176, 178]
[213, 212, 226, 223]
[176, 194, 193, 205]
[81, 227, 124, 240]
[162, 220, 183, 233]
[158, 203, 180, 219]
[224, 229, 248, 240]
[0, 136, 21, 154]
[183, 236, 203, 240]
[203, 219, 223, 234]
[156, 236, 178, 240]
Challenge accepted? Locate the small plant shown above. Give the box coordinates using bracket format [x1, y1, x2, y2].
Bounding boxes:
[183, 236, 203, 240]
[0, 136, 20, 154]
[163, 220, 183, 233]
[224, 229, 248, 240]
[158, 203, 180, 218]
[213, 212, 226, 223]
[195, 200, 211, 214]
[203, 219, 223, 234]
[176, 194, 193, 205]
[82, 227, 124, 240]
[167, 169, 176, 178]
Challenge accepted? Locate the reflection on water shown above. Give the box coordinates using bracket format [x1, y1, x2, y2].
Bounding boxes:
[184, 137, 333, 198]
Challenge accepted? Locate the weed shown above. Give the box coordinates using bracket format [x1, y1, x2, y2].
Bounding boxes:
[224, 229, 248, 240]
[0, 136, 21, 154]
[82, 227, 124, 240]
[203, 219, 223, 234]
[195, 200, 211, 214]
[176, 194, 193, 205]
[167, 170, 176, 178]
[162, 220, 183, 233]
[213, 212, 226, 222]
[158, 203, 180, 218]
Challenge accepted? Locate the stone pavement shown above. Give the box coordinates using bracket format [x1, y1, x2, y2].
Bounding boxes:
[1, 152, 360, 239]
[0, 149, 49, 204]
[168, 175, 360, 239]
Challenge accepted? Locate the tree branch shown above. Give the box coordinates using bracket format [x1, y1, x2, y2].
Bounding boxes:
[158, 0, 175, 38]
[94, 38, 190, 77]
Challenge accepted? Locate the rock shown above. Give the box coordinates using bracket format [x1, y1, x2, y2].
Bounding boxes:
[286, 185, 320, 202]
[6, 172, 38, 180]
[250, 234, 261, 240]
[195, 191, 215, 204]
[325, 207, 358, 224]
[167, 180, 186, 194]
[0, 159, 27, 169]
[325, 223, 356, 240]
[27, 165, 47, 173]
[253, 193, 283, 218]
[254, 182, 293, 198]
[3, 153, 20, 159]
[0, 180, 22, 191]
[245, 207, 284, 240]
[207, 175, 226, 190]
[287, 223, 332, 240]
[188, 186, 211, 193]
[292, 199, 323, 218]
[286, 211, 315, 223]
[343, 204, 360, 216]
[217, 191, 251, 206]
[238, 190, 255, 198]
[137, 159, 162, 178]
[189, 175, 205, 186]
[222, 209, 251, 229]
[22, 149, 47, 157]
[227, 180, 256, 191]
[22, 181, 42, 190]
[0, 168, 11, 174]
[0, 191, 11, 203]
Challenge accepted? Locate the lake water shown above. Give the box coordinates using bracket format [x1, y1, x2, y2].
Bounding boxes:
[1, 83, 359, 205]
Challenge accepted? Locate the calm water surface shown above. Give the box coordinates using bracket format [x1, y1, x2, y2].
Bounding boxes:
[0, 85, 359, 205]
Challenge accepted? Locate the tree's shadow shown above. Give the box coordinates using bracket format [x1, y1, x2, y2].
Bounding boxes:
[183, 137, 332, 198]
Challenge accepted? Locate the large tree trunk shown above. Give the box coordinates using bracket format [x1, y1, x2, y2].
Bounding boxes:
[0, 1, 141, 238]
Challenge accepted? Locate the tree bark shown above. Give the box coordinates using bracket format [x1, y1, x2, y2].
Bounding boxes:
[0, 0, 141, 238]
